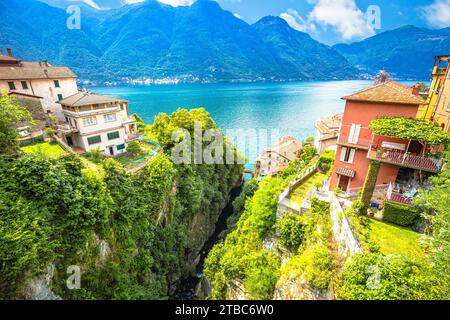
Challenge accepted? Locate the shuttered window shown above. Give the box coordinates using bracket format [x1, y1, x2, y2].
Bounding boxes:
[348, 124, 361, 144]
[340, 147, 355, 163]
[8, 82, 16, 90]
[87, 135, 101, 145]
[107, 131, 120, 140]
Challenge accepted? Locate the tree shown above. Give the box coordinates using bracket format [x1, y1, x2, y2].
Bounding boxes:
[335, 253, 427, 300]
[127, 141, 144, 157]
[359, 160, 381, 213]
[276, 213, 305, 252]
[0, 91, 33, 155]
[414, 149, 450, 298]
[132, 113, 146, 133]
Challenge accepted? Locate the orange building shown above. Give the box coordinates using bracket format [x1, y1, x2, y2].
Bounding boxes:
[329, 80, 443, 204]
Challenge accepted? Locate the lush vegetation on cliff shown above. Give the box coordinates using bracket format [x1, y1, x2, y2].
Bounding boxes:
[204, 150, 335, 299]
[0, 103, 243, 299]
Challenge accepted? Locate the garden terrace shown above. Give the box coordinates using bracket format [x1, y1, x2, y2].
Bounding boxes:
[368, 117, 449, 173]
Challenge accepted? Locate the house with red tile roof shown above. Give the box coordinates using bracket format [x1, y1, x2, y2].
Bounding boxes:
[329, 80, 444, 206]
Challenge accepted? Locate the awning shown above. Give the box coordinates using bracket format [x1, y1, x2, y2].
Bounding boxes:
[336, 167, 356, 178]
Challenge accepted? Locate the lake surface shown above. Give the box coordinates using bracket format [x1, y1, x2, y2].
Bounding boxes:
[95, 81, 416, 164]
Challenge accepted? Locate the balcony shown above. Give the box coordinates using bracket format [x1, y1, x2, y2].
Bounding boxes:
[386, 182, 416, 206]
[337, 125, 373, 150]
[368, 149, 442, 173]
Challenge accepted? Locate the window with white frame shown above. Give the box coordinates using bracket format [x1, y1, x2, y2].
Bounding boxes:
[340, 147, 356, 163]
[83, 117, 97, 126]
[104, 113, 117, 122]
[348, 124, 361, 144]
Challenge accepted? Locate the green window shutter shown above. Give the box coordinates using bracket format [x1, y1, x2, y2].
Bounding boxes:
[117, 144, 125, 151]
[57, 94, 63, 101]
[107, 131, 120, 140]
[21, 81, 28, 89]
[54, 80, 60, 88]
[87, 135, 101, 145]
[8, 82, 16, 90]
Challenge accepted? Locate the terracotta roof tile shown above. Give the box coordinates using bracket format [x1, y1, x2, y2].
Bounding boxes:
[342, 81, 425, 105]
[60, 91, 127, 107]
[0, 62, 76, 80]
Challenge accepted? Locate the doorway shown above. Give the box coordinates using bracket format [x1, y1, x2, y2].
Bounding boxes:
[338, 175, 350, 192]
[109, 146, 114, 156]
[66, 136, 73, 146]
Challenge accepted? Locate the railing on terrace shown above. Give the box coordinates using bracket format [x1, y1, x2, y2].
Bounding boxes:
[368, 149, 442, 173]
[386, 182, 414, 206]
[337, 125, 373, 149]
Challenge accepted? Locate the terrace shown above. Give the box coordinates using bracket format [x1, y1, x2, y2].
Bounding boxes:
[367, 117, 449, 173]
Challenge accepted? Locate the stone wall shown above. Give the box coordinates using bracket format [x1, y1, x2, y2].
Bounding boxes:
[329, 195, 362, 257]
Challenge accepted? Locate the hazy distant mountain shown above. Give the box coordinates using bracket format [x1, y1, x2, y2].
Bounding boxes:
[333, 25, 450, 80]
[1, 0, 358, 83]
[253, 16, 356, 80]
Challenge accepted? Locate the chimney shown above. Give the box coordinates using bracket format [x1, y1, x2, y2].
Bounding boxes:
[412, 82, 421, 96]
[6, 48, 12, 57]
[374, 70, 389, 85]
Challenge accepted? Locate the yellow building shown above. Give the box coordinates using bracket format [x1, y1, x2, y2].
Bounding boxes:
[416, 55, 450, 132]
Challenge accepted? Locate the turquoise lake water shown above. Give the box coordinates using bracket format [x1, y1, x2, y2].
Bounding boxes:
[95, 80, 417, 164]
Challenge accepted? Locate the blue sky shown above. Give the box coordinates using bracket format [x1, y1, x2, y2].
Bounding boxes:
[70, 0, 450, 44]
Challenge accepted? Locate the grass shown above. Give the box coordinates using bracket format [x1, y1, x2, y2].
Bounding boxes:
[114, 141, 157, 167]
[21, 142, 67, 159]
[288, 172, 327, 204]
[368, 218, 426, 262]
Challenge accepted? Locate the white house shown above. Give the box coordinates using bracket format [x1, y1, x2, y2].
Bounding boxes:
[58, 91, 138, 156]
[0, 48, 78, 122]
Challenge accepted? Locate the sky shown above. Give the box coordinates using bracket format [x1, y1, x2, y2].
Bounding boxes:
[65, 0, 450, 44]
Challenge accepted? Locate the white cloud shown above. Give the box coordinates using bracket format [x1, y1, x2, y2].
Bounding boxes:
[233, 13, 244, 20]
[157, 0, 196, 7]
[281, 0, 375, 42]
[280, 9, 316, 33]
[308, 0, 375, 41]
[421, 0, 450, 28]
[75, 0, 102, 9]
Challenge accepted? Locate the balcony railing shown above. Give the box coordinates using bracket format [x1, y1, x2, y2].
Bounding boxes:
[386, 183, 414, 206]
[337, 136, 372, 149]
[368, 149, 443, 173]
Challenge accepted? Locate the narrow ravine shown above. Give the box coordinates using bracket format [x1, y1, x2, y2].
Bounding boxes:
[171, 185, 244, 300]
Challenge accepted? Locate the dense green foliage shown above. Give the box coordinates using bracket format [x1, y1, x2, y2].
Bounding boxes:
[204, 150, 327, 299]
[335, 253, 428, 300]
[0, 92, 33, 155]
[276, 213, 305, 252]
[0, 108, 242, 299]
[414, 149, 450, 298]
[132, 114, 146, 133]
[360, 160, 381, 212]
[383, 201, 422, 227]
[227, 179, 259, 230]
[369, 117, 450, 145]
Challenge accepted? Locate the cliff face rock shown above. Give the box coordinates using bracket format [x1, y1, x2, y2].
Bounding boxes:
[23, 265, 61, 300]
[273, 276, 330, 300]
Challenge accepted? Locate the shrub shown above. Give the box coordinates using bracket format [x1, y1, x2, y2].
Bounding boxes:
[335, 253, 427, 300]
[276, 213, 305, 252]
[305, 136, 314, 143]
[318, 150, 335, 173]
[85, 148, 103, 164]
[44, 128, 56, 136]
[127, 141, 144, 157]
[280, 243, 332, 291]
[383, 201, 422, 227]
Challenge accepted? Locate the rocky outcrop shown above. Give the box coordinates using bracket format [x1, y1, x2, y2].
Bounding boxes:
[23, 265, 61, 300]
[274, 277, 330, 300]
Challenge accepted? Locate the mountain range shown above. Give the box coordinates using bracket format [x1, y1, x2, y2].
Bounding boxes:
[0, 0, 449, 84]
